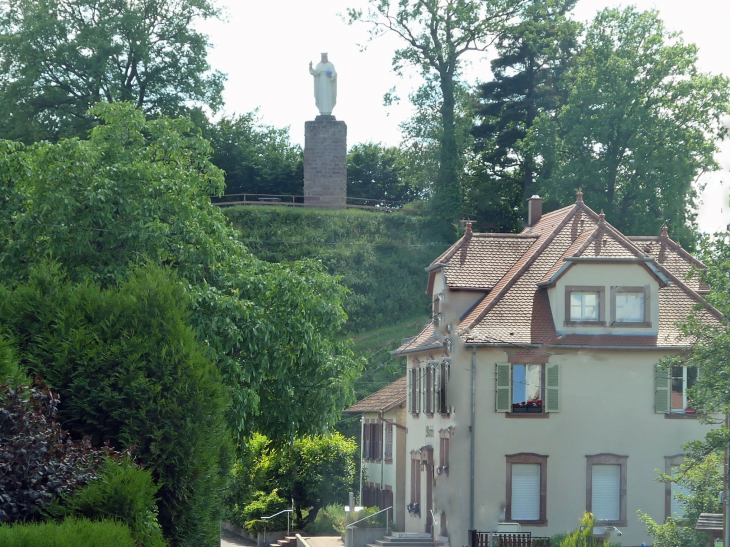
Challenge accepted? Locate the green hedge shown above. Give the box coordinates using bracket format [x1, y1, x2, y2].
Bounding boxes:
[223, 207, 456, 332]
[0, 518, 136, 547]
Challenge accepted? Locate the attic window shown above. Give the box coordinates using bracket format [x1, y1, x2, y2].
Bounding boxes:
[564, 286, 606, 326]
[610, 286, 651, 328]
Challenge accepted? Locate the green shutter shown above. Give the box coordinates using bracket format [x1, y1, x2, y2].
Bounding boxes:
[417, 367, 422, 414]
[495, 363, 511, 412]
[655, 364, 671, 414]
[407, 368, 413, 414]
[545, 363, 560, 413]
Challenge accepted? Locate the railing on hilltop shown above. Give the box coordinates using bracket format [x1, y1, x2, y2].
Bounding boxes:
[469, 531, 550, 547]
[210, 193, 408, 211]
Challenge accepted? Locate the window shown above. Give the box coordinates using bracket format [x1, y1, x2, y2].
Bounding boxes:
[439, 360, 450, 414]
[506, 453, 548, 525]
[425, 365, 433, 414]
[512, 364, 543, 412]
[565, 286, 605, 325]
[439, 429, 451, 475]
[586, 454, 627, 526]
[664, 454, 691, 519]
[409, 452, 421, 515]
[572, 292, 599, 321]
[363, 422, 382, 460]
[384, 423, 393, 462]
[496, 363, 560, 414]
[610, 286, 651, 327]
[671, 366, 697, 413]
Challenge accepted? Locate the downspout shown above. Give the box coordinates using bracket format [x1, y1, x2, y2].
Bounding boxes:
[359, 415, 364, 505]
[470, 347, 476, 530]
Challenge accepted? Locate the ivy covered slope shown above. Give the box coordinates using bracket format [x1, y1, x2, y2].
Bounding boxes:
[223, 206, 455, 332]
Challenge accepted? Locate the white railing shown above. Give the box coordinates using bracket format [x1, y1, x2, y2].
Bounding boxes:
[261, 509, 294, 541]
[345, 505, 392, 535]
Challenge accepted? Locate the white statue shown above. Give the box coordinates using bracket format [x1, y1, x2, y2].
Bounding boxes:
[309, 53, 337, 115]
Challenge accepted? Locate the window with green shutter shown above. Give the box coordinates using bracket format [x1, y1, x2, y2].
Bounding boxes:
[545, 364, 560, 413]
[496, 363, 511, 412]
[655, 364, 671, 414]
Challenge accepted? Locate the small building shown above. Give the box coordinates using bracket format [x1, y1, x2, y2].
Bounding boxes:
[695, 513, 722, 547]
[343, 376, 408, 531]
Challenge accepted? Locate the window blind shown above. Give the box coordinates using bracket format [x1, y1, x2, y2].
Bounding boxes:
[670, 467, 690, 517]
[511, 464, 540, 520]
[592, 464, 620, 521]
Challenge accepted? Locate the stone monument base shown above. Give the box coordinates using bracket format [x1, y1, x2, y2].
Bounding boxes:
[304, 116, 347, 207]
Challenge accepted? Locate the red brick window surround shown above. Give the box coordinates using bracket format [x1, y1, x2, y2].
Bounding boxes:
[586, 454, 628, 526]
[505, 453, 548, 526]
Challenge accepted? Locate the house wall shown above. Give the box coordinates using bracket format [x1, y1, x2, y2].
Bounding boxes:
[433, 343, 712, 547]
[360, 405, 407, 530]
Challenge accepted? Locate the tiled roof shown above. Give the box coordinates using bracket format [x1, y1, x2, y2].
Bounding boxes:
[696, 514, 723, 531]
[391, 323, 442, 355]
[448, 196, 722, 349]
[433, 234, 538, 289]
[630, 236, 709, 293]
[342, 376, 407, 414]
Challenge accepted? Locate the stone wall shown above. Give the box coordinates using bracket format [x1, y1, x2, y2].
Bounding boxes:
[304, 116, 347, 207]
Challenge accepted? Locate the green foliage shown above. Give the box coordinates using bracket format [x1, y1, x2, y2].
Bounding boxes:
[348, 0, 528, 223]
[0, 518, 136, 547]
[0, 102, 360, 442]
[192, 109, 304, 196]
[0, 262, 229, 546]
[231, 489, 289, 534]
[347, 142, 421, 204]
[639, 453, 721, 547]
[59, 459, 165, 547]
[223, 206, 454, 332]
[227, 433, 358, 530]
[470, 0, 580, 232]
[0, 336, 26, 386]
[0, 0, 224, 142]
[529, 7, 730, 247]
[559, 513, 601, 547]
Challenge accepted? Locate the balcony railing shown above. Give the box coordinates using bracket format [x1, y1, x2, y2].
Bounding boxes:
[469, 531, 550, 547]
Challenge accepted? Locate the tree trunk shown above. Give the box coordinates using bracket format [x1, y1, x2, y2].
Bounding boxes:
[434, 70, 461, 224]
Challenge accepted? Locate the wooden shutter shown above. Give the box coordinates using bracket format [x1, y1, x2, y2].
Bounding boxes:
[545, 363, 560, 413]
[407, 369, 413, 413]
[425, 365, 432, 414]
[379, 423, 384, 459]
[417, 367, 423, 414]
[592, 464, 620, 521]
[435, 363, 441, 414]
[511, 464, 540, 520]
[364, 421, 371, 459]
[495, 363, 511, 412]
[655, 364, 671, 414]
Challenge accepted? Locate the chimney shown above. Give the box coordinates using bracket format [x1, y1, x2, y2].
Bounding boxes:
[527, 195, 543, 227]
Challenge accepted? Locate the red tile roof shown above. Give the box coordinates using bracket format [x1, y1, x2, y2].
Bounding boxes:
[343, 376, 407, 414]
[444, 197, 723, 349]
[392, 323, 442, 355]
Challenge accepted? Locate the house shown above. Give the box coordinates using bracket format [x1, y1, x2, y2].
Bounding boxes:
[391, 193, 721, 547]
[343, 376, 408, 531]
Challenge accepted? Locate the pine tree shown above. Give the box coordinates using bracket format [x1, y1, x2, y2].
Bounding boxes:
[469, 0, 580, 231]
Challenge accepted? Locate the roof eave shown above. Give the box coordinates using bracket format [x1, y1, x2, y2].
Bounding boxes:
[390, 342, 444, 356]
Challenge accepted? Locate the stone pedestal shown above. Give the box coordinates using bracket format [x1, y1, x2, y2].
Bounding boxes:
[304, 115, 347, 207]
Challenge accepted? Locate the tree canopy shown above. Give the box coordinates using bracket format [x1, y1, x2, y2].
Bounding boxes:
[0, 102, 359, 443]
[528, 7, 729, 246]
[0, 0, 225, 142]
[348, 0, 528, 224]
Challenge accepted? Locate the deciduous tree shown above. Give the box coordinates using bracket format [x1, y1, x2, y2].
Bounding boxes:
[347, 0, 527, 224]
[529, 7, 729, 246]
[0, 0, 225, 142]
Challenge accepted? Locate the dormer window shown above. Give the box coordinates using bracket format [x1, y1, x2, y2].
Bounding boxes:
[564, 286, 606, 326]
[571, 292, 599, 321]
[610, 286, 651, 327]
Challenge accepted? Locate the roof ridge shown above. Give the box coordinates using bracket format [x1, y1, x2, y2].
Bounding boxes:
[460, 203, 583, 330]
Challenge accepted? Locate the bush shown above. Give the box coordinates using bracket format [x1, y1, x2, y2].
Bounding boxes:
[59, 459, 165, 547]
[0, 383, 122, 522]
[230, 489, 289, 534]
[0, 263, 231, 546]
[0, 517, 136, 546]
[0, 337, 27, 386]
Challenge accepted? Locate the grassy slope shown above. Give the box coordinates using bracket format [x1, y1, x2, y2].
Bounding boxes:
[223, 206, 454, 435]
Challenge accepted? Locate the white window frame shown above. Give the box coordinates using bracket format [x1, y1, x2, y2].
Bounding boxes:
[610, 285, 651, 328]
[565, 286, 606, 326]
[671, 366, 698, 413]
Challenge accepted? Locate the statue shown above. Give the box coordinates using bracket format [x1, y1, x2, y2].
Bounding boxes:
[309, 53, 337, 116]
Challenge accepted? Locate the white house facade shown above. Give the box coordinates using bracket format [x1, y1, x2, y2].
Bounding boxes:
[392, 194, 721, 547]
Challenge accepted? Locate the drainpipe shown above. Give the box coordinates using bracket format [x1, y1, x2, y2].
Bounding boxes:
[470, 347, 476, 530]
[359, 415, 364, 505]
